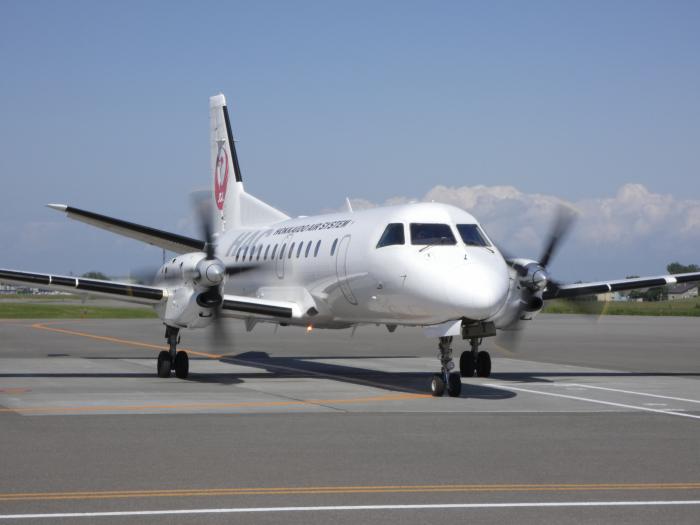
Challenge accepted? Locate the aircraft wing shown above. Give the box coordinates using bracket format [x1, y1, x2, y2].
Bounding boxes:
[221, 294, 300, 319]
[543, 271, 700, 300]
[0, 268, 166, 305]
[47, 204, 205, 254]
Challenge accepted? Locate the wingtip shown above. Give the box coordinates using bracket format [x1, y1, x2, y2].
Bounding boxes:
[46, 203, 68, 211]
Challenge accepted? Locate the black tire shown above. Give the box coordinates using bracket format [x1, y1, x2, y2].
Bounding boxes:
[459, 351, 475, 377]
[430, 374, 445, 397]
[447, 372, 462, 397]
[476, 351, 491, 378]
[157, 350, 171, 378]
[174, 350, 189, 379]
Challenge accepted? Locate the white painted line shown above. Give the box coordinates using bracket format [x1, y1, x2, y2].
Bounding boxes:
[1, 500, 700, 519]
[557, 383, 700, 405]
[484, 384, 700, 420]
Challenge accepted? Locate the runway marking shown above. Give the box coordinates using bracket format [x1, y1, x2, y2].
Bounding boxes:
[557, 383, 700, 405]
[29, 322, 224, 359]
[0, 388, 30, 394]
[2, 500, 700, 519]
[27, 321, 429, 395]
[0, 392, 429, 414]
[485, 383, 700, 420]
[1, 483, 699, 502]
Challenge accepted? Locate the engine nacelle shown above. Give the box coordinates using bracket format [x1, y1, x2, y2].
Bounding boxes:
[492, 265, 545, 329]
[155, 286, 217, 329]
[154, 253, 224, 288]
[152, 253, 226, 329]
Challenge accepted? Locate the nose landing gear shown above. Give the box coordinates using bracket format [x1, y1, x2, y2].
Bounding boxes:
[157, 326, 189, 379]
[430, 323, 496, 396]
[431, 337, 462, 397]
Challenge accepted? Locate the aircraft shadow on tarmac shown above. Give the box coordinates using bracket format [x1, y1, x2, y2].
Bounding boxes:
[181, 351, 515, 399]
[2, 351, 697, 399]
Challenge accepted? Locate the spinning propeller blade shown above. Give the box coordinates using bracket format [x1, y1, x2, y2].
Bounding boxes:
[498, 205, 580, 351]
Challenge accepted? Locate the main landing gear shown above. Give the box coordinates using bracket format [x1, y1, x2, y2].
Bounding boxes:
[459, 338, 491, 378]
[430, 337, 462, 397]
[157, 326, 189, 379]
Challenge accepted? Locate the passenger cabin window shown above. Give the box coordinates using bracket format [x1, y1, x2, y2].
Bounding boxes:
[410, 223, 457, 245]
[296, 242, 303, 258]
[331, 238, 338, 256]
[305, 242, 312, 257]
[376, 223, 405, 248]
[264, 245, 270, 260]
[456, 224, 490, 247]
[314, 240, 321, 257]
[288, 242, 295, 259]
[279, 244, 286, 259]
[256, 245, 263, 260]
[271, 244, 278, 259]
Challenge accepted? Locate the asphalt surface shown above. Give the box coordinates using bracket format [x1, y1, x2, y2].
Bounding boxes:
[1, 315, 699, 524]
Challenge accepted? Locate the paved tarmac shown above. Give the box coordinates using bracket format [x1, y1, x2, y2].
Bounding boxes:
[0, 315, 699, 523]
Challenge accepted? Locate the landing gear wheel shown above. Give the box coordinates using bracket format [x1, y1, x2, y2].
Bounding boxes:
[447, 372, 462, 397]
[174, 351, 189, 379]
[476, 351, 491, 378]
[157, 350, 171, 378]
[430, 374, 446, 397]
[459, 351, 475, 377]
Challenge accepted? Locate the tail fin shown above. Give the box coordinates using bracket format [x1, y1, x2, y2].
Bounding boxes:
[209, 94, 289, 231]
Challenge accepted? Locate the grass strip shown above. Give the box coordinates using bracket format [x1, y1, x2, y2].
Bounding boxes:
[0, 304, 157, 319]
[543, 297, 700, 317]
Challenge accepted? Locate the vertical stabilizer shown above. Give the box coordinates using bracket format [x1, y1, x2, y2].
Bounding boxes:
[210, 94, 289, 230]
[210, 94, 243, 231]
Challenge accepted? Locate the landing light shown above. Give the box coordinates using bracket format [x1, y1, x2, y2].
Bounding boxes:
[306, 324, 313, 333]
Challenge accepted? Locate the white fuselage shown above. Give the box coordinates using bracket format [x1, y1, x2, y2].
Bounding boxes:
[212, 202, 513, 329]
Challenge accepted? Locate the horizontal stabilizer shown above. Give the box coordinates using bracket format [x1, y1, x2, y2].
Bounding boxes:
[48, 204, 204, 254]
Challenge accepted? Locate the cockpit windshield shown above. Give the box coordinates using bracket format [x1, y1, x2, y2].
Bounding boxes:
[410, 223, 457, 245]
[456, 224, 490, 247]
[376, 223, 405, 248]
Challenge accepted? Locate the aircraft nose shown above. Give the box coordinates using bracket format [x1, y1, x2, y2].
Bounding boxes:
[447, 258, 509, 319]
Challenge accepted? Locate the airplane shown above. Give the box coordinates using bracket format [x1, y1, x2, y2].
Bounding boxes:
[2, 93, 699, 398]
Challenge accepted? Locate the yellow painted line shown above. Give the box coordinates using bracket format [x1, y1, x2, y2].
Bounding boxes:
[25, 320, 429, 395]
[18, 320, 429, 401]
[1, 483, 699, 502]
[0, 393, 429, 414]
[30, 322, 223, 359]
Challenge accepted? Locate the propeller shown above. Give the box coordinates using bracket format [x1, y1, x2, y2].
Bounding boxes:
[497, 205, 578, 352]
[190, 193, 241, 351]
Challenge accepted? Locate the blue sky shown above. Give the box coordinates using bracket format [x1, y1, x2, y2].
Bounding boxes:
[1, 0, 699, 281]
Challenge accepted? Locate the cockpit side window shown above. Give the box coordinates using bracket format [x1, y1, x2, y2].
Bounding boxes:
[409, 223, 456, 245]
[376, 223, 405, 248]
[456, 224, 490, 247]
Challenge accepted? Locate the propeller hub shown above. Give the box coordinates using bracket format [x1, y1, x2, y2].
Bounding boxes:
[197, 259, 225, 287]
[531, 267, 548, 290]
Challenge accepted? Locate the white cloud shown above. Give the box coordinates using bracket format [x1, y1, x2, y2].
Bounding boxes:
[345, 183, 700, 275]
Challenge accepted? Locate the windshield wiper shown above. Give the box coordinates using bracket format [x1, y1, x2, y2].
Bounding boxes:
[419, 237, 450, 252]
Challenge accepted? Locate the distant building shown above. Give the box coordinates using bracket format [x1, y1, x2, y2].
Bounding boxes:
[667, 283, 698, 300]
[0, 284, 17, 294]
[595, 291, 629, 302]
